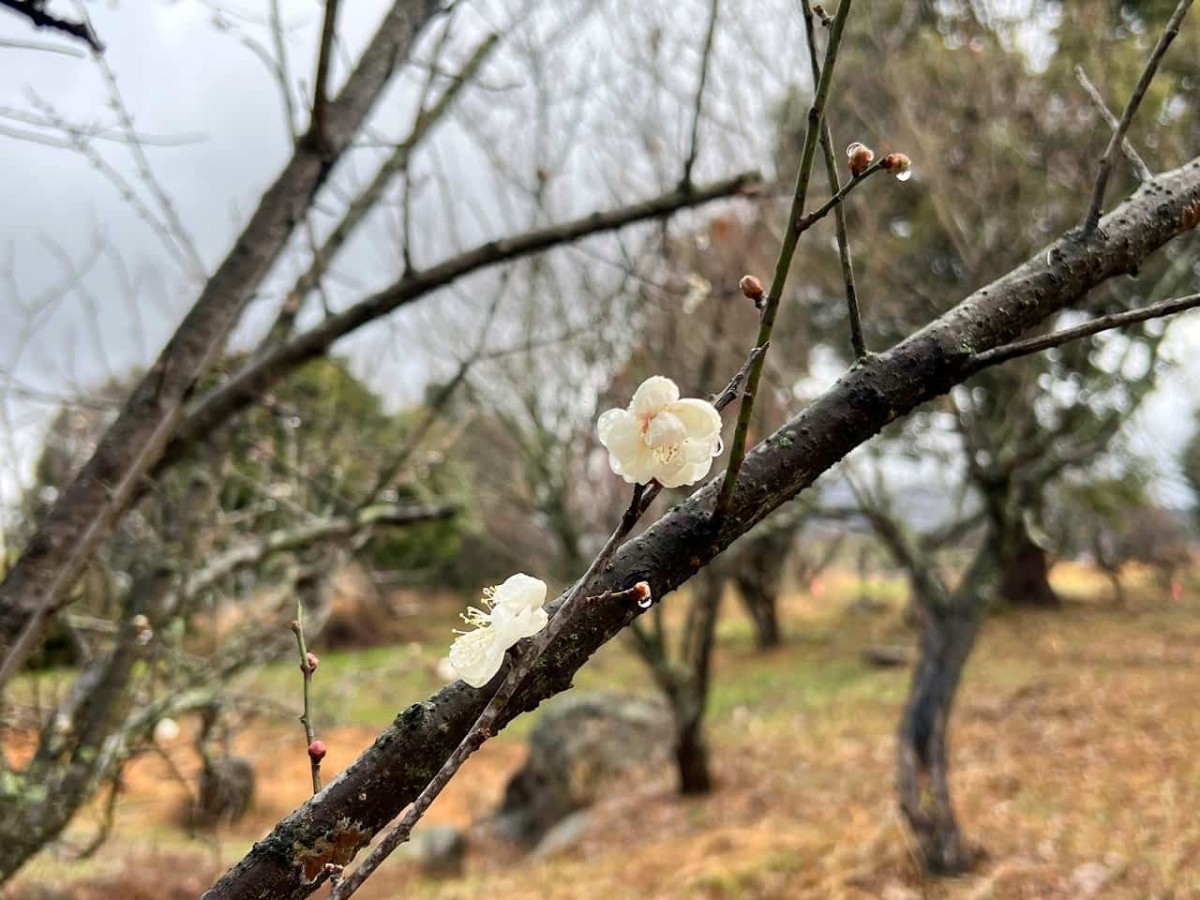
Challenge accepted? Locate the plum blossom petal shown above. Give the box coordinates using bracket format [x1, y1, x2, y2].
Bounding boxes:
[630, 376, 679, 417]
[490, 573, 548, 613]
[671, 398, 723, 445]
[491, 603, 548, 643]
[448, 627, 506, 688]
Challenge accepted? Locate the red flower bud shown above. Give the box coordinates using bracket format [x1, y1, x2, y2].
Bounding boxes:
[846, 142, 874, 177]
[308, 740, 327, 762]
[739, 275, 765, 302]
[305, 651, 319, 673]
[882, 152, 913, 181]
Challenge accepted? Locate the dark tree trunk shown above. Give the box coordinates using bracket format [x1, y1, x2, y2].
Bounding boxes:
[732, 528, 792, 650]
[897, 597, 983, 875]
[997, 522, 1059, 608]
[1104, 568, 1125, 606]
[735, 574, 782, 649]
[674, 705, 712, 795]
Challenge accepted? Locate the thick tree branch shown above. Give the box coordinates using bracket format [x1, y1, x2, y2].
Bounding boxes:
[0, 1, 443, 689]
[202, 157, 1200, 900]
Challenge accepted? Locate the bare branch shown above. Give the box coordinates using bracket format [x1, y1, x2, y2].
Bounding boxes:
[680, 0, 720, 189]
[203, 158, 1200, 900]
[1074, 66, 1152, 183]
[0, 0, 102, 52]
[170, 172, 762, 457]
[714, 0, 855, 521]
[1082, 0, 1192, 233]
[260, 31, 501, 347]
[0, 0, 444, 691]
[802, 0, 866, 358]
[965, 292, 1200, 373]
[311, 0, 342, 141]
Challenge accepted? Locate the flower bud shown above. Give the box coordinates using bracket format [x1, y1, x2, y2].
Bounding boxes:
[882, 152, 913, 181]
[632, 581, 653, 609]
[308, 740, 327, 762]
[304, 651, 320, 674]
[846, 142, 874, 177]
[739, 275, 765, 303]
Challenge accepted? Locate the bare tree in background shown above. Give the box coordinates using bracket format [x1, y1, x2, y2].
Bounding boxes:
[0, 0, 759, 879]
[0, 0, 1197, 895]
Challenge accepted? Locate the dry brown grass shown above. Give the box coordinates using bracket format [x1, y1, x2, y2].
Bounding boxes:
[5, 563, 1198, 899]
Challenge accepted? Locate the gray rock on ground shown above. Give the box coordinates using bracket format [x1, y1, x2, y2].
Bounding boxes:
[492, 690, 673, 847]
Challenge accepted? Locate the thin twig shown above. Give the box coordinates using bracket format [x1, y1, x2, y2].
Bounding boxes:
[291, 606, 321, 794]
[793, 160, 884, 233]
[802, 0, 866, 358]
[258, 32, 500, 347]
[92, 55, 207, 281]
[713, 0, 855, 522]
[311, 0, 342, 141]
[0, 36, 86, 56]
[329, 486, 649, 899]
[268, 0, 333, 317]
[359, 286, 505, 506]
[1082, 0, 1192, 233]
[964, 293, 1200, 373]
[680, 0, 720, 190]
[1074, 66, 1152, 182]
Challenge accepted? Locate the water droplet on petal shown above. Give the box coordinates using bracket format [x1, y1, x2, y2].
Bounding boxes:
[637, 595, 653, 610]
[895, 169, 913, 182]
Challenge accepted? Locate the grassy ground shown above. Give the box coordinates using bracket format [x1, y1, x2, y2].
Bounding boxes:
[4, 563, 1198, 899]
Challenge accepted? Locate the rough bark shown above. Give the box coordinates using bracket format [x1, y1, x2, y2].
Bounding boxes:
[203, 162, 1200, 899]
[0, 0, 443, 682]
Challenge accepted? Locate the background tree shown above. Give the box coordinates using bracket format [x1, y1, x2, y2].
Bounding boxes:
[0, 1, 760, 876]
[0, 355, 461, 877]
[772, 0, 1199, 872]
[1184, 410, 1200, 530]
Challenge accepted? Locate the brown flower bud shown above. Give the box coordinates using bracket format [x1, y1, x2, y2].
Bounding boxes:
[739, 275, 765, 302]
[846, 142, 874, 177]
[308, 740, 327, 762]
[882, 152, 913, 181]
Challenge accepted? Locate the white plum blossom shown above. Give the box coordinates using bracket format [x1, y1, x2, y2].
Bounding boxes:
[597, 376, 723, 488]
[448, 574, 548, 688]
